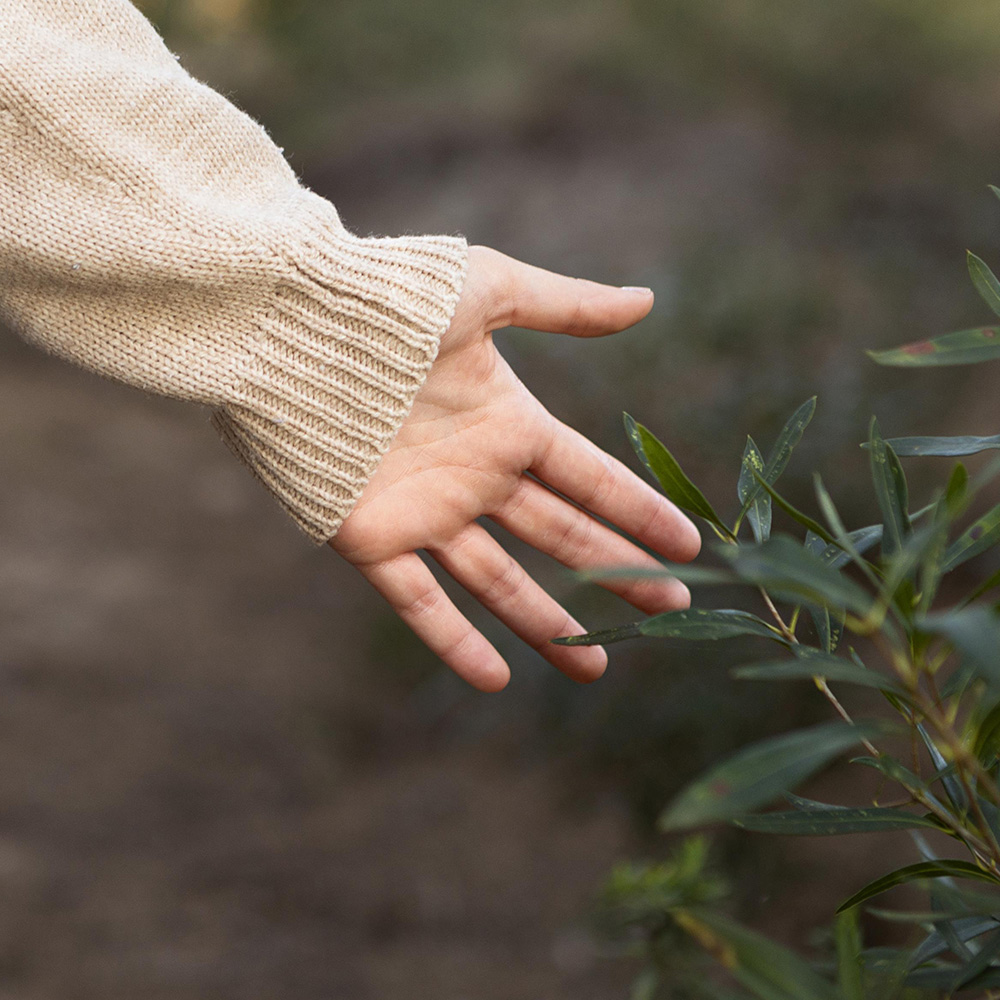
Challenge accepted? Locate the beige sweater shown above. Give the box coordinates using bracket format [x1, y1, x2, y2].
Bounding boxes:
[0, 0, 469, 543]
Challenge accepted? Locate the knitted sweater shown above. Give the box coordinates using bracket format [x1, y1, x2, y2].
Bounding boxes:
[0, 0, 469, 543]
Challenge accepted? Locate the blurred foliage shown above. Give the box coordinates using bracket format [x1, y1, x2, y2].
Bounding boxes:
[137, 0, 1000, 157]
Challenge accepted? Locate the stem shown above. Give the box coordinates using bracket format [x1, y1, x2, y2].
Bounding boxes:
[757, 585, 881, 757]
[758, 587, 795, 642]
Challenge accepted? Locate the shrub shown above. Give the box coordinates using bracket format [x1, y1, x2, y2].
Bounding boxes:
[565, 191, 1000, 998]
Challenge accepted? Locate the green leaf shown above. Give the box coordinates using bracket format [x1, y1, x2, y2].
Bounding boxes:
[951, 925, 1000, 991]
[946, 462, 971, 516]
[624, 414, 732, 538]
[960, 565, 1000, 608]
[837, 860, 1000, 914]
[869, 417, 911, 560]
[553, 608, 781, 647]
[817, 525, 883, 571]
[908, 920, 1000, 974]
[722, 535, 871, 615]
[922, 607, 1000, 689]
[676, 908, 841, 1000]
[813, 476, 883, 587]
[916, 724, 969, 816]
[732, 651, 906, 695]
[733, 806, 942, 836]
[969, 251, 1000, 318]
[850, 755, 943, 806]
[659, 722, 879, 832]
[887, 434, 1000, 457]
[750, 473, 835, 545]
[737, 397, 817, 521]
[836, 910, 864, 1000]
[581, 564, 737, 586]
[738, 436, 771, 542]
[804, 534, 842, 651]
[868, 327, 1000, 367]
[974, 701, 1000, 766]
[942, 502, 1000, 573]
[905, 965, 1000, 991]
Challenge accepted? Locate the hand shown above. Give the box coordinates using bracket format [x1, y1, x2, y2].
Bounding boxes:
[331, 246, 701, 692]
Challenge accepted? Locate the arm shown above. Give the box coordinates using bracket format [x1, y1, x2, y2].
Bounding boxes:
[0, 0, 466, 542]
[1, 0, 700, 689]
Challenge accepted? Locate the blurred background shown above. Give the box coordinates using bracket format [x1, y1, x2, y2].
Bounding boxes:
[3, 0, 1000, 996]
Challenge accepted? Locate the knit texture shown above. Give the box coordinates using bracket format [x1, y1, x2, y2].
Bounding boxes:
[0, 0, 469, 542]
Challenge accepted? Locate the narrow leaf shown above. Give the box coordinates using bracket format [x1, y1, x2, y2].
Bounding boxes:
[660, 722, 879, 832]
[974, 701, 1000, 766]
[814, 476, 883, 587]
[837, 860, 1000, 914]
[968, 251, 1000, 318]
[738, 436, 771, 542]
[869, 417, 911, 560]
[733, 806, 942, 836]
[868, 327, 1000, 367]
[836, 910, 865, 1000]
[751, 473, 835, 544]
[906, 917, 1000, 963]
[624, 414, 731, 536]
[922, 607, 1000, 689]
[961, 565, 1000, 608]
[905, 965, 1000, 991]
[738, 397, 817, 519]
[733, 652, 906, 694]
[817, 525, 883, 571]
[722, 535, 871, 614]
[677, 908, 841, 1000]
[581, 564, 737, 586]
[942, 501, 1000, 572]
[887, 434, 1000, 457]
[917, 724, 968, 815]
[951, 925, 1000, 990]
[553, 608, 780, 647]
[851, 755, 943, 806]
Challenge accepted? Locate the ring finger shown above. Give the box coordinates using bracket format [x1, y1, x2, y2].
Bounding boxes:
[429, 524, 608, 683]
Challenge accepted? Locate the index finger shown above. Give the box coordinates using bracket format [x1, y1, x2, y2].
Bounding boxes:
[532, 420, 702, 564]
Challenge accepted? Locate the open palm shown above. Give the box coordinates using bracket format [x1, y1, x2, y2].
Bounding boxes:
[332, 246, 701, 691]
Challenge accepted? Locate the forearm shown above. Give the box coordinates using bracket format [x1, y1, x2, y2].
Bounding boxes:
[0, 0, 468, 541]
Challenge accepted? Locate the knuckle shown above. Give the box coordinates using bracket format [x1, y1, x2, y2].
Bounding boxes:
[580, 455, 618, 511]
[480, 556, 523, 607]
[400, 582, 440, 622]
[440, 627, 479, 666]
[552, 512, 593, 565]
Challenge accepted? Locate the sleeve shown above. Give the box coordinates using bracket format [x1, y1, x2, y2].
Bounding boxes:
[0, 0, 469, 543]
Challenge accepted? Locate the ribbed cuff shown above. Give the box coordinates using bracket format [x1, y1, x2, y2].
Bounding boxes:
[212, 225, 469, 543]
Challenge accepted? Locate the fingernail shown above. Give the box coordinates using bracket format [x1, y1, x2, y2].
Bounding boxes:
[621, 286, 653, 295]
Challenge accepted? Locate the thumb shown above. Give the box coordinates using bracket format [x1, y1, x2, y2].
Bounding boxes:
[474, 246, 655, 337]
